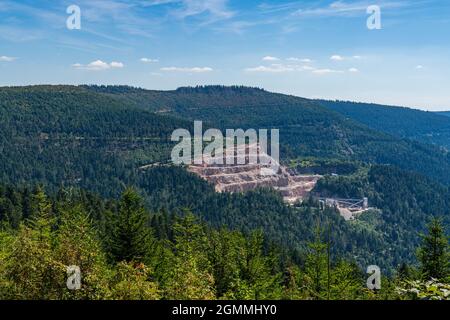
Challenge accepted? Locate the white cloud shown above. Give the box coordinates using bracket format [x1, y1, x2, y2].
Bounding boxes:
[416, 65, 424, 70]
[72, 60, 125, 71]
[292, 1, 407, 18]
[348, 67, 359, 73]
[245, 64, 295, 73]
[286, 57, 312, 63]
[160, 66, 213, 73]
[163, 0, 235, 22]
[262, 56, 280, 61]
[330, 55, 344, 61]
[0, 55, 17, 62]
[110, 61, 124, 68]
[141, 57, 159, 63]
[312, 68, 343, 75]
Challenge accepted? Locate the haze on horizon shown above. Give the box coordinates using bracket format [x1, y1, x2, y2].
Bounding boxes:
[0, 0, 449, 111]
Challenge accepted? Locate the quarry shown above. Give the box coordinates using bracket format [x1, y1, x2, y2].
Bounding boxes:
[186, 143, 372, 219]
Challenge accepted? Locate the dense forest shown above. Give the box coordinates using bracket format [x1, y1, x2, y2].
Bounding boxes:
[315, 165, 450, 267]
[0, 186, 448, 300]
[81, 85, 450, 185]
[0, 85, 449, 300]
[136, 165, 449, 273]
[318, 100, 450, 148]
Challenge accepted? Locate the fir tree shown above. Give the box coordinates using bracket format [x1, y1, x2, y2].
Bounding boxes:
[417, 218, 449, 280]
[165, 213, 216, 300]
[111, 188, 153, 263]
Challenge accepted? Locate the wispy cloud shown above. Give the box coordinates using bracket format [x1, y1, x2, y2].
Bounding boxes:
[72, 60, 124, 71]
[330, 55, 344, 61]
[141, 58, 159, 63]
[291, 1, 408, 18]
[174, 0, 234, 20]
[160, 66, 213, 73]
[312, 68, 344, 75]
[330, 54, 364, 61]
[0, 55, 17, 62]
[245, 64, 295, 73]
[0, 25, 45, 42]
[262, 56, 280, 61]
[143, 0, 234, 25]
[244, 60, 358, 75]
[287, 57, 312, 63]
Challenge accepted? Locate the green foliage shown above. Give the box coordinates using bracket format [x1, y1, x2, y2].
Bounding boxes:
[54, 205, 111, 299]
[110, 262, 159, 300]
[315, 165, 450, 272]
[0, 186, 448, 300]
[0, 85, 450, 300]
[165, 213, 216, 300]
[396, 279, 450, 300]
[303, 228, 329, 300]
[319, 100, 450, 148]
[111, 188, 153, 263]
[417, 218, 450, 281]
[0, 225, 61, 299]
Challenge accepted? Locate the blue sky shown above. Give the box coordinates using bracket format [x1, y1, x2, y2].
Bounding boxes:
[0, 0, 449, 110]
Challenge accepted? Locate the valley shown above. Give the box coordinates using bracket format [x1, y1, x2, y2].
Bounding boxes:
[0, 84, 449, 275]
[187, 144, 321, 204]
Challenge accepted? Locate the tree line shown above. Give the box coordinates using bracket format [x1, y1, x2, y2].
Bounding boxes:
[0, 186, 448, 300]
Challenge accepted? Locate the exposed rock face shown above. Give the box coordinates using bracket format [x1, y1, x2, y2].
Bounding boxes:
[187, 143, 321, 204]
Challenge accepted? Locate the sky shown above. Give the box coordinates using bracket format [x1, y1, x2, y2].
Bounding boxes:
[0, 0, 449, 110]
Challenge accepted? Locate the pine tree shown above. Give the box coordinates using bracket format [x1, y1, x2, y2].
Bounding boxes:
[208, 228, 256, 299]
[165, 213, 216, 300]
[330, 260, 363, 300]
[29, 186, 53, 242]
[417, 218, 449, 280]
[304, 226, 328, 300]
[54, 204, 111, 299]
[111, 188, 153, 263]
[239, 230, 282, 300]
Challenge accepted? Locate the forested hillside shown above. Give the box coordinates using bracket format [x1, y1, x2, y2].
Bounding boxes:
[318, 100, 450, 148]
[314, 165, 450, 268]
[82, 85, 450, 185]
[0, 86, 191, 196]
[0, 185, 448, 300]
[0, 85, 449, 280]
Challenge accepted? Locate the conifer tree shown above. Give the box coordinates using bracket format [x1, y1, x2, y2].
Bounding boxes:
[240, 230, 282, 300]
[417, 218, 449, 280]
[165, 213, 216, 300]
[111, 188, 153, 263]
[54, 204, 111, 299]
[304, 226, 328, 300]
[29, 186, 53, 242]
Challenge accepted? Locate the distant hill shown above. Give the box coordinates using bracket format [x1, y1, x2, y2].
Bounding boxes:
[1, 84, 450, 188]
[0, 85, 191, 196]
[82, 85, 450, 185]
[317, 100, 450, 148]
[1, 84, 449, 273]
